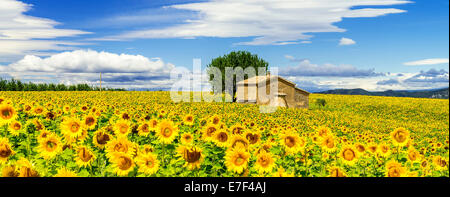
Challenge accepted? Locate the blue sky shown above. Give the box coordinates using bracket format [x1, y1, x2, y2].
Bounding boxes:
[0, 0, 448, 91]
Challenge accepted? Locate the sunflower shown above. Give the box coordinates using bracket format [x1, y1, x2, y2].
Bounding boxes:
[2, 165, 19, 177]
[83, 114, 97, 130]
[36, 128, 52, 142]
[321, 135, 337, 153]
[105, 136, 135, 158]
[280, 131, 305, 155]
[120, 111, 131, 121]
[148, 119, 158, 131]
[229, 124, 245, 135]
[54, 167, 78, 177]
[377, 143, 391, 158]
[16, 158, 39, 177]
[0, 138, 15, 164]
[385, 160, 406, 177]
[202, 123, 218, 142]
[60, 117, 84, 140]
[8, 120, 23, 136]
[136, 152, 159, 175]
[328, 166, 347, 177]
[354, 143, 366, 153]
[243, 131, 261, 146]
[432, 156, 448, 171]
[92, 129, 112, 149]
[210, 115, 221, 125]
[183, 114, 195, 126]
[37, 133, 62, 160]
[75, 145, 96, 168]
[224, 147, 250, 174]
[391, 127, 410, 146]
[407, 148, 420, 163]
[229, 135, 250, 150]
[366, 143, 377, 155]
[254, 150, 276, 174]
[63, 105, 71, 113]
[32, 106, 46, 116]
[177, 145, 204, 170]
[0, 104, 17, 126]
[155, 119, 178, 144]
[137, 121, 152, 137]
[213, 130, 230, 147]
[316, 126, 331, 138]
[113, 119, 132, 136]
[180, 133, 194, 145]
[272, 167, 295, 177]
[339, 145, 358, 166]
[111, 152, 135, 176]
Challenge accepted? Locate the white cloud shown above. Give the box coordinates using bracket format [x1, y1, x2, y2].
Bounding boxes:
[1, 49, 174, 73]
[0, 49, 182, 90]
[280, 59, 382, 77]
[403, 58, 449, 66]
[100, 0, 409, 45]
[339, 37, 356, 46]
[0, 0, 90, 60]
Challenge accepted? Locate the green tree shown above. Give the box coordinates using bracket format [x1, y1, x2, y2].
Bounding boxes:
[206, 51, 269, 101]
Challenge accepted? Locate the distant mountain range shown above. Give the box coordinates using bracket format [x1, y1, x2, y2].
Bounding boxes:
[317, 87, 449, 99]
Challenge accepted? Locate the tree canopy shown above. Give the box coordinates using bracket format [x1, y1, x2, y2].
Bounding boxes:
[0, 78, 125, 91]
[206, 51, 269, 101]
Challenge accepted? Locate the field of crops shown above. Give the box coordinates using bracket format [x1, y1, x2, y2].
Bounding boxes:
[0, 91, 448, 177]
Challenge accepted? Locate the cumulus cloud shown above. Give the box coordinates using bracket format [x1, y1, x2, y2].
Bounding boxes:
[1, 49, 174, 73]
[0, 0, 90, 60]
[403, 58, 449, 66]
[100, 0, 409, 45]
[403, 69, 449, 83]
[339, 37, 356, 46]
[376, 78, 400, 85]
[279, 59, 383, 77]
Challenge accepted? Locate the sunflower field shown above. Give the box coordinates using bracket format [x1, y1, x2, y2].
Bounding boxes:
[0, 91, 448, 177]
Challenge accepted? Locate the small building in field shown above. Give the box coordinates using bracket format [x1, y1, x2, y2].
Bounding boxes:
[236, 75, 310, 109]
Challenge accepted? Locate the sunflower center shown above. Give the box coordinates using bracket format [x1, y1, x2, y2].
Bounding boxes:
[246, 134, 259, 144]
[163, 128, 173, 137]
[96, 133, 110, 145]
[217, 132, 228, 142]
[258, 156, 269, 167]
[1, 108, 13, 119]
[45, 140, 57, 151]
[85, 117, 95, 126]
[234, 156, 245, 166]
[70, 122, 80, 133]
[114, 143, 128, 152]
[118, 156, 133, 170]
[206, 127, 216, 137]
[213, 117, 219, 124]
[145, 159, 154, 167]
[119, 124, 128, 134]
[13, 123, 21, 130]
[285, 136, 296, 148]
[388, 168, 401, 177]
[78, 148, 93, 162]
[0, 144, 12, 158]
[394, 131, 407, 143]
[343, 149, 356, 161]
[185, 149, 201, 163]
[141, 124, 149, 133]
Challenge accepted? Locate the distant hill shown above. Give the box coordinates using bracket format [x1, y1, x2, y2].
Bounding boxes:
[317, 87, 449, 99]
